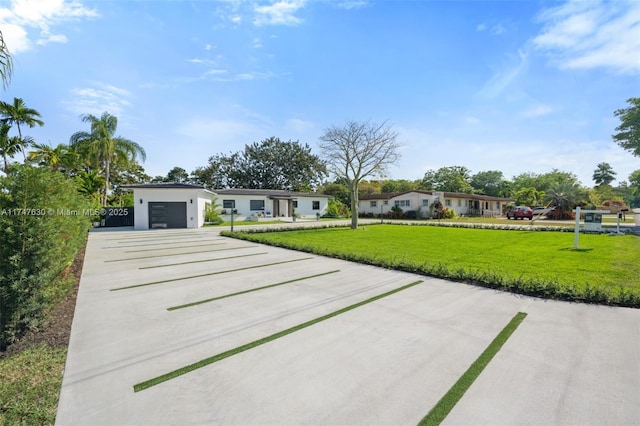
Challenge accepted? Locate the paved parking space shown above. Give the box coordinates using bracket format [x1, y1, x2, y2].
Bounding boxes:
[56, 228, 640, 425]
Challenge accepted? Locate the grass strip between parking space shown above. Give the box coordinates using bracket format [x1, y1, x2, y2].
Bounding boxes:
[110, 257, 313, 291]
[133, 279, 423, 392]
[124, 242, 227, 253]
[139, 252, 268, 269]
[104, 246, 254, 262]
[167, 270, 341, 310]
[417, 311, 527, 426]
[103, 239, 226, 249]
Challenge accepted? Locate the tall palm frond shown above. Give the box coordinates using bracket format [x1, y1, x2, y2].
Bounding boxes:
[0, 30, 13, 89]
[0, 98, 44, 140]
[69, 112, 145, 206]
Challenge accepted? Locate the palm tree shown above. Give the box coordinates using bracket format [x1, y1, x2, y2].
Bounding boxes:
[545, 182, 583, 219]
[69, 112, 145, 206]
[28, 142, 78, 173]
[0, 30, 12, 89]
[0, 122, 17, 172]
[75, 169, 105, 203]
[0, 98, 44, 158]
[0, 123, 32, 173]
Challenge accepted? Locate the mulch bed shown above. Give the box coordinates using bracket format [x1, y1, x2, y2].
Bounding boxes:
[0, 243, 86, 359]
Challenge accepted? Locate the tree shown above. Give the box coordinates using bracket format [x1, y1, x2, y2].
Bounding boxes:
[592, 162, 616, 187]
[419, 166, 474, 193]
[319, 120, 401, 229]
[470, 170, 508, 196]
[0, 165, 92, 349]
[0, 122, 21, 173]
[545, 182, 584, 219]
[74, 169, 105, 203]
[625, 169, 640, 208]
[0, 30, 12, 89]
[318, 182, 350, 205]
[195, 137, 327, 190]
[28, 142, 77, 173]
[0, 98, 44, 158]
[613, 98, 640, 157]
[380, 179, 417, 193]
[69, 112, 145, 206]
[166, 166, 189, 183]
[513, 186, 545, 207]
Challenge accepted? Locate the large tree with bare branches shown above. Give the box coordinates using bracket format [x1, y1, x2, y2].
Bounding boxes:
[319, 120, 401, 229]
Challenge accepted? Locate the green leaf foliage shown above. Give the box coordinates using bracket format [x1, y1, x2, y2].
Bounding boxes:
[0, 165, 91, 349]
[613, 97, 640, 157]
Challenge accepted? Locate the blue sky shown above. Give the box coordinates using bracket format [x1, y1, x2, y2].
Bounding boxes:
[1, 0, 639, 187]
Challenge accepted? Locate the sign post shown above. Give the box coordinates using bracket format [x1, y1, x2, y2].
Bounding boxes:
[573, 207, 580, 249]
[572, 208, 610, 248]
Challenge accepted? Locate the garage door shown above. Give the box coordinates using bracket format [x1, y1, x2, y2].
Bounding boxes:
[148, 202, 187, 229]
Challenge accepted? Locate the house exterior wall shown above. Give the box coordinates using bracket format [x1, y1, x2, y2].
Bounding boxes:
[359, 192, 436, 216]
[359, 192, 510, 217]
[218, 194, 328, 218]
[132, 188, 214, 230]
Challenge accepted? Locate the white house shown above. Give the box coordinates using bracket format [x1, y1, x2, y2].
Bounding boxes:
[122, 183, 216, 230]
[214, 189, 331, 219]
[359, 190, 513, 218]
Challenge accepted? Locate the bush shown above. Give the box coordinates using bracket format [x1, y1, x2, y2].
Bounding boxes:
[0, 166, 92, 350]
[204, 200, 223, 225]
[324, 198, 350, 218]
[441, 207, 457, 219]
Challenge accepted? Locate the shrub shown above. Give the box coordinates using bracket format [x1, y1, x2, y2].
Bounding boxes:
[0, 165, 92, 350]
[441, 207, 457, 219]
[204, 199, 223, 225]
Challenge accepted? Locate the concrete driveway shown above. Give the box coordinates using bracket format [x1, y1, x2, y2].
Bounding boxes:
[56, 227, 640, 425]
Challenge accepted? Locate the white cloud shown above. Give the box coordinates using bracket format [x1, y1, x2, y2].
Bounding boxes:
[36, 32, 67, 46]
[491, 24, 505, 35]
[285, 118, 315, 133]
[253, 0, 306, 26]
[336, 1, 370, 10]
[533, 0, 640, 73]
[0, 0, 97, 53]
[63, 83, 132, 117]
[477, 22, 507, 35]
[477, 49, 529, 99]
[520, 104, 555, 118]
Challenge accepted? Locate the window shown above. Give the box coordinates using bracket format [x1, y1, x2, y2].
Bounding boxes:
[250, 200, 265, 211]
[222, 199, 234, 209]
[370, 201, 377, 207]
[293, 200, 298, 208]
[458, 199, 462, 207]
[312, 201, 320, 210]
[445, 199, 451, 207]
[422, 199, 429, 207]
[384, 200, 389, 205]
[394, 199, 411, 208]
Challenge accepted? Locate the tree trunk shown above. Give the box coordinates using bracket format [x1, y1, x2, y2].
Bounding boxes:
[349, 182, 358, 229]
[103, 160, 110, 207]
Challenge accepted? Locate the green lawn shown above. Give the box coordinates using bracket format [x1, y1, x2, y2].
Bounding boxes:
[224, 224, 640, 307]
[0, 344, 66, 425]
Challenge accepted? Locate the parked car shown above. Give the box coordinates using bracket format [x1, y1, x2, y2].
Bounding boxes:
[533, 206, 555, 216]
[507, 206, 533, 220]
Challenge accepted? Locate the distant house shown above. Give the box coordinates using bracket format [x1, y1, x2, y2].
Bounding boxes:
[214, 189, 331, 218]
[122, 183, 216, 230]
[359, 190, 513, 218]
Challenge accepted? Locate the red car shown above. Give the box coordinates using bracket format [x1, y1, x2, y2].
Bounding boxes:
[507, 206, 533, 220]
